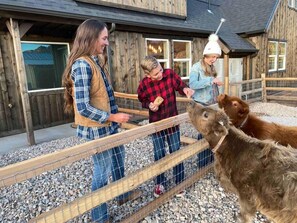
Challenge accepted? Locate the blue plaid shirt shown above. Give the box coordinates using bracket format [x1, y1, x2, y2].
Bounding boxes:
[71, 55, 119, 140]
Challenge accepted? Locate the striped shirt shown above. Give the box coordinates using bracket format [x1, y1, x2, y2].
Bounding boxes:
[71, 55, 119, 140]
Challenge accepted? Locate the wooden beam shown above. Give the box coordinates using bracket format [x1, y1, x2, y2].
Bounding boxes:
[19, 23, 33, 38]
[115, 91, 138, 100]
[266, 87, 297, 91]
[118, 107, 149, 117]
[7, 18, 35, 145]
[5, 20, 12, 36]
[218, 40, 230, 55]
[223, 54, 230, 94]
[265, 77, 297, 81]
[120, 122, 139, 129]
[30, 139, 209, 222]
[114, 91, 191, 102]
[180, 136, 198, 144]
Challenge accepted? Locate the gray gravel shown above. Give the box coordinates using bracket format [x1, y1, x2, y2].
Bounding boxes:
[1, 102, 297, 223]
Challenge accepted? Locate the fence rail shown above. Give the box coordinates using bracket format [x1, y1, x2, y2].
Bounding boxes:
[0, 113, 189, 188]
[0, 94, 211, 222]
[31, 138, 209, 223]
[228, 74, 297, 104]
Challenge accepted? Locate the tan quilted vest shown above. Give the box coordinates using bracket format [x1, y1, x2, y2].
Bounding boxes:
[72, 56, 111, 127]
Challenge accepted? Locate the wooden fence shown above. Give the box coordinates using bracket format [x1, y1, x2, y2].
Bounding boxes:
[229, 73, 297, 104]
[0, 93, 214, 222]
[0, 112, 211, 222]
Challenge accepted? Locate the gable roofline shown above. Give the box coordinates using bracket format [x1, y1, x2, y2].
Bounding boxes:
[264, 0, 281, 33]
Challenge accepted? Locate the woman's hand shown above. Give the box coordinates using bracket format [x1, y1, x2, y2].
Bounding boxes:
[108, 113, 132, 123]
[212, 78, 224, 86]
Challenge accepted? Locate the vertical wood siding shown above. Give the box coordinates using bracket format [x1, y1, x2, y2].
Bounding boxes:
[0, 33, 72, 136]
[0, 34, 24, 134]
[249, 0, 297, 78]
[109, 31, 144, 94]
[29, 90, 72, 129]
[75, 0, 187, 18]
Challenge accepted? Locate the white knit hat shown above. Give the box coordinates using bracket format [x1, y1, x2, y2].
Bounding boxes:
[203, 34, 221, 56]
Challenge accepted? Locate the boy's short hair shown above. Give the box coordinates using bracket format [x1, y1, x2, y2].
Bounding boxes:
[141, 56, 160, 74]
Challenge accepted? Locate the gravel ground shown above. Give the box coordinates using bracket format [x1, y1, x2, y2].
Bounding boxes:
[1, 102, 297, 223]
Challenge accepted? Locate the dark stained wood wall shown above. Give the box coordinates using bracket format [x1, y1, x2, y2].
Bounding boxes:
[29, 90, 72, 129]
[192, 38, 209, 64]
[109, 31, 209, 94]
[0, 33, 24, 136]
[109, 31, 145, 94]
[0, 32, 72, 137]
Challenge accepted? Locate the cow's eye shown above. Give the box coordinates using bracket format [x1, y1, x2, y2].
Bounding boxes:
[202, 111, 208, 118]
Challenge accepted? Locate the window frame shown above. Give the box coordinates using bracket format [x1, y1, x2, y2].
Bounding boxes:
[172, 39, 192, 80]
[21, 41, 70, 92]
[145, 38, 192, 78]
[145, 38, 170, 68]
[278, 42, 286, 71]
[268, 40, 286, 72]
[288, 0, 297, 9]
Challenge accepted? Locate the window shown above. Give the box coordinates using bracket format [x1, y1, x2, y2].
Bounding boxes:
[146, 38, 169, 69]
[173, 40, 191, 79]
[288, 0, 297, 9]
[21, 41, 70, 91]
[145, 38, 192, 78]
[268, 41, 286, 72]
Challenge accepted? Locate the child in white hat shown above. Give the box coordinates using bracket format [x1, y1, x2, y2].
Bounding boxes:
[189, 32, 224, 168]
[189, 33, 223, 105]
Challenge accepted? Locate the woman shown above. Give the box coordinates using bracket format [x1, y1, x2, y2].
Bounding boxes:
[62, 19, 139, 223]
[189, 33, 223, 168]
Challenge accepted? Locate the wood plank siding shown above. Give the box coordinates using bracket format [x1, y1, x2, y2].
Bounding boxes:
[248, 0, 297, 79]
[268, 0, 297, 78]
[75, 0, 187, 18]
[0, 33, 24, 135]
[29, 90, 72, 129]
[1, 0, 296, 138]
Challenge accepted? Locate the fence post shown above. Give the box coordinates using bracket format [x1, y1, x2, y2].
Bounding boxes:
[261, 73, 267, 102]
[224, 76, 229, 95]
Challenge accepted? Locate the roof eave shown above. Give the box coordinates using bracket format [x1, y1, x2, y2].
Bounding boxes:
[238, 29, 267, 37]
[0, 4, 214, 34]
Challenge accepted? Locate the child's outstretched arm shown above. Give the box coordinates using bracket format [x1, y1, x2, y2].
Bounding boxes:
[183, 87, 194, 98]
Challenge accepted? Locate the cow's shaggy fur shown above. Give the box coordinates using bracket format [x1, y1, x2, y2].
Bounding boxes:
[217, 93, 297, 148]
[187, 101, 297, 223]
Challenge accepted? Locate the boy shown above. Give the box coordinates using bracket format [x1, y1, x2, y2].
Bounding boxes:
[137, 56, 194, 197]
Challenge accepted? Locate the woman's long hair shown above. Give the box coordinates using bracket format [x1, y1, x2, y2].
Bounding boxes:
[62, 19, 107, 114]
[201, 57, 217, 77]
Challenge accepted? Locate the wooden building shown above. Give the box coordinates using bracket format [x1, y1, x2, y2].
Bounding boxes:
[0, 0, 296, 143]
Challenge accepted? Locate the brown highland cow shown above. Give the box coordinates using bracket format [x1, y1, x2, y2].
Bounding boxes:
[187, 101, 297, 223]
[217, 93, 297, 148]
